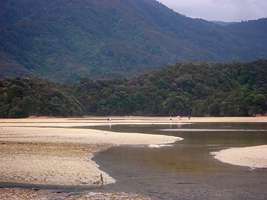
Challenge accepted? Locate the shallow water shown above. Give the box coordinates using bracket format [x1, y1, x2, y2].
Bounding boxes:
[92, 123, 267, 200]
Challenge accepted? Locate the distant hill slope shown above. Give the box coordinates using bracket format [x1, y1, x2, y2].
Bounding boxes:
[1, 0, 267, 82]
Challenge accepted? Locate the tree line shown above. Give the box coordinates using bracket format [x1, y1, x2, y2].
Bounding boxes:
[0, 60, 267, 118]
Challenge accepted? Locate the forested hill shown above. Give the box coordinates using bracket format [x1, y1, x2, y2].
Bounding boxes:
[1, 60, 267, 118]
[1, 0, 267, 82]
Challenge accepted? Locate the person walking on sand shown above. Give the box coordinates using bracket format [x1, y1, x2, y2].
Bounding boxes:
[107, 117, 112, 129]
[100, 173, 104, 186]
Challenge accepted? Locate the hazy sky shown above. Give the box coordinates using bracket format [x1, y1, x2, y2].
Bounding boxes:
[158, 0, 267, 22]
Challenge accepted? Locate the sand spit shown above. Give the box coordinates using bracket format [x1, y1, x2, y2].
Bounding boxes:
[213, 145, 267, 169]
[0, 188, 151, 200]
[1, 116, 267, 127]
[0, 142, 114, 186]
[0, 126, 181, 145]
[0, 126, 180, 187]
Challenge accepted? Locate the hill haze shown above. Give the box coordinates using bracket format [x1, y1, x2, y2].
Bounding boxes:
[1, 0, 267, 82]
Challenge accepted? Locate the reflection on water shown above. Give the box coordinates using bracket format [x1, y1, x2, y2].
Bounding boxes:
[161, 128, 267, 132]
[91, 123, 267, 173]
[92, 123, 267, 200]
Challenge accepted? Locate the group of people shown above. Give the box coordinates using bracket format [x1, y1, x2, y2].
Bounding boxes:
[170, 115, 191, 121]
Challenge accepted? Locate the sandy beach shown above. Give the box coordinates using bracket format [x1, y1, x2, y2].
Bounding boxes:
[1, 116, 267, 199]
[1, 116, 267, 128]
[0, 117, 183, 199]
[213, 145, 267, 169]
[0, 126, 180, 187]
[0, 188, 151, 200]
[0, 142, 115, 186]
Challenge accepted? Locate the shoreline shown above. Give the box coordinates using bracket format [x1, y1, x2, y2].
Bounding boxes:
[0, 188, 151, 200]
[0, 125, 181, 188]
[1, 116, 267, 126]
[1, 117, 267, 199]
[212, 145, 267, 169]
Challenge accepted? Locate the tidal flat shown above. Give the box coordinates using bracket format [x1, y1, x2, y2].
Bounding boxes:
[0, 117, 267, 199]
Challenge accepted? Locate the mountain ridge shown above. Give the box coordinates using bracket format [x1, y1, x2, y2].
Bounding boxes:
[0, 0, 267, 82]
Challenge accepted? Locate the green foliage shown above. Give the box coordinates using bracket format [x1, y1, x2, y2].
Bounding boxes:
[0, 78, 83, 118]
[0, 0, 267, 82]
[76, 60, 267, 117]
[0, 60, 267, 118]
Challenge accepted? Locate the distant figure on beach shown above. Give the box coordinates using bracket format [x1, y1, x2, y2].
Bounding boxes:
[107, 117, 112, 129]
[169, 117, 173, 128]
[188, 110, 192, 120]
[177, 116, 181, 121]
[100, 173, 104, 186]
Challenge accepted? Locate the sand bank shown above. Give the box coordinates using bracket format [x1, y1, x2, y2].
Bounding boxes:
[0, 126, 180, 187]
[0, 188, 151, 200]
[0, 142, 114, 186]
[1, 116, 266, 194]
[213, 145, 267, 169]
[1, 116, 267, 127]
[0, 117, 191, 128]
[0, 126, 181, 145]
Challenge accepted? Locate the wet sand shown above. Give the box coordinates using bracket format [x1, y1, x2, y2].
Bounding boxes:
[0, 188, 151, 200]
[0, 142, 114, 186]
[1, 117, 267, 199]
[0, 118, 181, 199]
[0, 126, 179, 186]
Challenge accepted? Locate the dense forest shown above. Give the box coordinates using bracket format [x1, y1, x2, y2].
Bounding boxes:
[0, 60, 267, 118]
[0, 78, 83, 117]
[1, 0, 267, 82]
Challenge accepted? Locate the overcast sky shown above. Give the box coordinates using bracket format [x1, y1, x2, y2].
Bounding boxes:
[158, 0, 267, 22]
